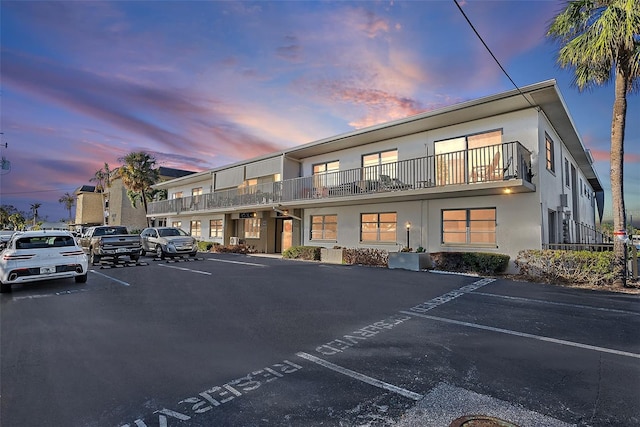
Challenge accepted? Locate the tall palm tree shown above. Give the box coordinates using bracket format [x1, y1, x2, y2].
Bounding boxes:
[117, 152, 160, 227]
[547, 0, 640, 286]
[89, 163, 111, 225]
[58, 192, 75, 222]
[29, 202, 41, 227]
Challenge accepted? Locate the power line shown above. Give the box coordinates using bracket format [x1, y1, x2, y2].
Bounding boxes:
[1, 187, 78, 196]
[453, 0, 537, 110]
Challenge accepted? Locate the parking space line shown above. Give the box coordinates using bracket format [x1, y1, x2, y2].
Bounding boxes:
[90, 270, 131, 286]
[470, 291, 640, 316]
[207, 258, 267, 267]
[296, 352, 424, 401]
[402, 312, 640, 359]
[158, 264, 212, 275]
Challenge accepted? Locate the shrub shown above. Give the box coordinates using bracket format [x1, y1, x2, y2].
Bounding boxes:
[211, 244, 256, 254]
[430, 252, 510, 275]
[343, 248, 388, 267]
[282, 246, 321, 261]
[515, 250, 616, 286]
[197, 241, 214, 251]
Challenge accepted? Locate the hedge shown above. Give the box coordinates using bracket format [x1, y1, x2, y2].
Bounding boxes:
[282, 246, 321, 261]
[515, 250, 616, 286]
[430, 252, 510, 275]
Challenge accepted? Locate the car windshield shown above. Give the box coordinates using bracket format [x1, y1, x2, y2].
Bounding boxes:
[15, 236, 76, 249]
[158, 228, 188, 237]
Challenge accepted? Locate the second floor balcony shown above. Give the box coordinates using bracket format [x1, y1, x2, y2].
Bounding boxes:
[148, 141, 534, 216]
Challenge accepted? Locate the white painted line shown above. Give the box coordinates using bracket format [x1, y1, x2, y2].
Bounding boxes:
[471, 291, 640, 316]
[402, 312, 640, 359]
[296, 352, 423, 401]
[90, 270, 131, 286]
[158, 264, 212, 275]
[207, 258, 267, 267]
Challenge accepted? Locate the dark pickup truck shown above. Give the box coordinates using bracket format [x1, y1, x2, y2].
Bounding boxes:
[78, 226, 142, 264]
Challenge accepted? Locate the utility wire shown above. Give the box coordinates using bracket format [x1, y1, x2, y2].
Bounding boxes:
[453, 0, 537, 109]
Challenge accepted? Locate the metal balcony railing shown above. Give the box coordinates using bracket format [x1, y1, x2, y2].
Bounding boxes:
[148, 141, 532, 216]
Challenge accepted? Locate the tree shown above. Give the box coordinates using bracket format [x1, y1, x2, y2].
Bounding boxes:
[29, 202, 41, 227]
[89, 163, 111, 225]
[58, 192, 75, 222]
[117, 152, 160, 227]
[8, 213, 25, 230]
[547, 0, 640, 286]
[0, 205, 19, 229]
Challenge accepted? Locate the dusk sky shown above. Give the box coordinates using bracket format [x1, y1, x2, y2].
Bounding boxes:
[1, 1, 638, 224]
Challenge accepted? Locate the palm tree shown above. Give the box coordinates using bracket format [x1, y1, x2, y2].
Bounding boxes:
[117, 152, 160, 227]
[29, 202, 41, 227]
[547, 0, 640, 286]
[89, 163, 111, 225]
[58, 192, 75, 222]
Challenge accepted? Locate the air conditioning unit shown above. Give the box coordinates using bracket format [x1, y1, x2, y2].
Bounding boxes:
[229, 237, 239, 246]
[560, 194, 568, 208]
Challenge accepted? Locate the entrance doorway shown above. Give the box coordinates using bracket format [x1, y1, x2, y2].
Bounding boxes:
[274, 218, 293, 253]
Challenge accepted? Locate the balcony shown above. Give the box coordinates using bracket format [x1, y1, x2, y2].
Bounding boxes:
[148, 141, 534, 216]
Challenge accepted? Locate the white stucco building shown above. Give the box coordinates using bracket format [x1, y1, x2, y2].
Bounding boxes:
[148, 80, 604, 267]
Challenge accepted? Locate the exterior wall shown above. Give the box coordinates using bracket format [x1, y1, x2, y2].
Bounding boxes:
[303, 192, 540, 272]
[75, 192, 104, 225]
[106, 178, 148, 230]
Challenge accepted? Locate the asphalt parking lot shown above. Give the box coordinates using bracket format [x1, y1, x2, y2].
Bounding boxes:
[1, 253, 639, 427]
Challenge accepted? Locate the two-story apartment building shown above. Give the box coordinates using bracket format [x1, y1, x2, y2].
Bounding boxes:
[148, 80, 604, 266]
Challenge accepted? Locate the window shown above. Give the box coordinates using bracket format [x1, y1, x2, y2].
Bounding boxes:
[190, 220, 201, 238]
[238, 179, 258, 195]
[360, 212, 397, 242]
[442, 208, 496, 245]
[436, 130, 502, 184]
[209, 219, 223, 238]
[244, 218, 261, 239]
[362, 150, 398, 180]
[564, 159, 570, 187]
[545, 134, 555, 172]
[310, 215, 337, 240]
[192, 187, 203, 196]
[173, 192, 183, 199]
[313, 161, 340, 187]
[172, 221, 182, 229]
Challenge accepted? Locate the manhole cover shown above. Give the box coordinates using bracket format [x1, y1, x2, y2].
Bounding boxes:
[449, 415, 520, 427]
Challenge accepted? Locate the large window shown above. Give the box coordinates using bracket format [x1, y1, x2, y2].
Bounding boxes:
[360, 212, 397, 242]
[436, 129, 502, 185]
[190, 220, 202, 238]
[172, 221, 182, 229]
[310, 215, 337, 240]
[313, 161, 340, 187]
[244, 218, 261, 239]
[546, 133, 555, 172]
[209, 219, 223, 238]
[442, 208, 496, 245]
[362, 150, 398, 180]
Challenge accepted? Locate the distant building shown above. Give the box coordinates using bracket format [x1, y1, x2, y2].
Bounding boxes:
[74, 167, 196, 231]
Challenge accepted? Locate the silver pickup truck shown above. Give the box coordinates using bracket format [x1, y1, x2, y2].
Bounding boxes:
[78, 226, 142, 264]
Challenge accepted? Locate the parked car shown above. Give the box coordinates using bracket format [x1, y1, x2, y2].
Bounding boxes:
[140, 227, 198, 259]
[78, 226, 142, 264]
[0, 230, 88, 293]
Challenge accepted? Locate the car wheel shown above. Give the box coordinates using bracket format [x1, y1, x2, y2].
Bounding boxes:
[75, 273, 88, 283]
[90, 251, 101, 264]
[130, 254, 140, 262]
[155, 245, 165, 259]
[190, 251, 198, 257]
[141, 249, 146, 256]
[0, 282, 11, 293]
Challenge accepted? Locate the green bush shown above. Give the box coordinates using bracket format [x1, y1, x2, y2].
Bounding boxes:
[343, 248, 388, 267]
[197, 241, 214, 251]
[211, 244, 256, 254]
[515, 250, 615, 286]
[282, 246, 321, 261]
[430, 252, 509, 275]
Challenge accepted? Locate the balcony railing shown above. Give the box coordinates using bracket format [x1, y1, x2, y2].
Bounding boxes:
[148, 141, 532, 216]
